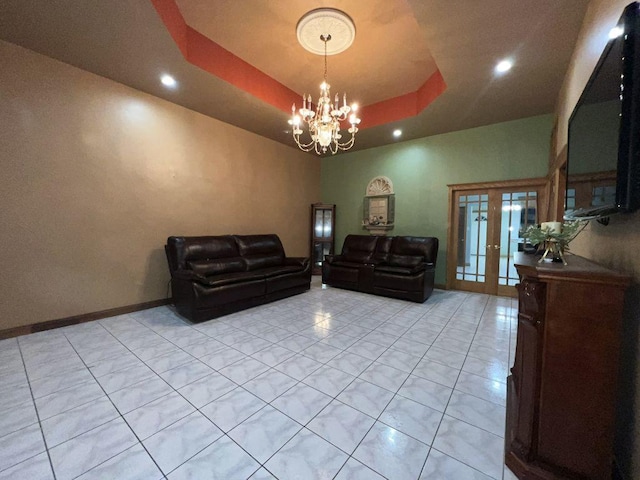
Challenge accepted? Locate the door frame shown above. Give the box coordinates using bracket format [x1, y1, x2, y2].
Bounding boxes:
[446, 178, 548, 295]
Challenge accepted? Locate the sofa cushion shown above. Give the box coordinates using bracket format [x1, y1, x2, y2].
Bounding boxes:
[387, 254, 422, 269]
[264, 265, 310, 293]
[199, 271, 265, 288]
[187, 257, 245, 276]
[259, 265, 305, 277]
[244, 254, 285, 271]
[193, 278, 266, 307]
[166, 235, 239, 271]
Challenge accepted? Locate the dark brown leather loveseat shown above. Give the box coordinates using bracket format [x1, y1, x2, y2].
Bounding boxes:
[322, 234, 438, 302]
[165, 234, 311, 322]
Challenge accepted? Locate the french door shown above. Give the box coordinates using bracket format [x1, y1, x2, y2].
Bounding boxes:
[447, 179, 546, 296]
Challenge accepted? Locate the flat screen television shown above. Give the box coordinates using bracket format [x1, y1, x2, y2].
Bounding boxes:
[565, 2, 640, 220]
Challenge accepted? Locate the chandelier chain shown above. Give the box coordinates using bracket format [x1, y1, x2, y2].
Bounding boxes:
[322, 34, 328, 82]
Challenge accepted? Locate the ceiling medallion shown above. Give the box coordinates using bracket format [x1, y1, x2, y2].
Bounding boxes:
[289, 8, 361, 155]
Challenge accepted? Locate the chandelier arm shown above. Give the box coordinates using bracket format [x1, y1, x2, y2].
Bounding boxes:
[292, 134, 318, 151]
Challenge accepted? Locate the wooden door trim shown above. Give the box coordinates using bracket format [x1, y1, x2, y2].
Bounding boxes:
[447, 177, 547, 191]
[446, 187, 490, 291]
[447, 179, 547, 294]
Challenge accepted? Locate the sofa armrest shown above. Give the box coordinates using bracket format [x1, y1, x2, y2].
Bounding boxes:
[324, 254, 345, 264]
[284, 257, 310, 269]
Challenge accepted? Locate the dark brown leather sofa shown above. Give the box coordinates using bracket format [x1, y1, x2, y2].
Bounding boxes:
[165, 234, 311, 322]
[322, 234, 438, 302]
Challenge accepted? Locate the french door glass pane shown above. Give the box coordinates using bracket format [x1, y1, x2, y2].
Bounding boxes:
[498, 191, 537, 286]
[566, 188, 576, 210]
[456, 193, 488, 283]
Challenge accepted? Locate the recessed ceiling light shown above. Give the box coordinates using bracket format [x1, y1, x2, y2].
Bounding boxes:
[495, 60, 513, 74]
[161, 74, 177, 88]
[609, 26, 624, 40]
[393, 129, 402, 138]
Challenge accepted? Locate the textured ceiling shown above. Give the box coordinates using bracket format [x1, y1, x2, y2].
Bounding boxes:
[175, 0, 438, 107]
[0, 0, 589, 154]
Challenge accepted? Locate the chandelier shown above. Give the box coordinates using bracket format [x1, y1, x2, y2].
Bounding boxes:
[289, 10, 361, 155]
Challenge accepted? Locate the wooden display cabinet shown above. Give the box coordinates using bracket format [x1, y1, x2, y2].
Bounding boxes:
[310, 203, 335, 275]
[506, 253, 630, 479]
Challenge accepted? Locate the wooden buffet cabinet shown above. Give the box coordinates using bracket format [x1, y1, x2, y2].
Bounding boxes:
[506, 253, 630, 479]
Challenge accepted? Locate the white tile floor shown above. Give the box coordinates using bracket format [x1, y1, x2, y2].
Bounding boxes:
[0, 278, 520, 480]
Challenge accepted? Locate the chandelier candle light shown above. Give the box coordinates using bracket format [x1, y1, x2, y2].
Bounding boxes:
[289, 9, 361, 154]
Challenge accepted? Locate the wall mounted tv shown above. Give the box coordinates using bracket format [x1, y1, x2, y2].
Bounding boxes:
[565, 2, 640, 220]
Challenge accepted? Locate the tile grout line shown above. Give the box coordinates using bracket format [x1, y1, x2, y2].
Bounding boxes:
[58, 324, 171, 480]
[5, 289, 516, 480]
[414, 293, 499, 480]
[11, 336, 58, 480]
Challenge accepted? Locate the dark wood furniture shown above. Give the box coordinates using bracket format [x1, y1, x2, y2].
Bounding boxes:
[310, 203, 335, 275]
[506, 253, 630, 479]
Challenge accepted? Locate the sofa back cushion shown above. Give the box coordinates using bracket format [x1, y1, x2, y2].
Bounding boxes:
[373, 236, 393, 263]
[341, 235, 378, 263]
[387, 254, 423, 268]
[389, 236, 439, 266]
[187, 258, 245, 276]
[234, 234, 285, 271]
[166, 235, 239, 272]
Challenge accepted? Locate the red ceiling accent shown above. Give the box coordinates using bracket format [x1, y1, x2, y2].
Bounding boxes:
[150, 0, 446, 128]
[150, 0, 188, 56]
[360, 70, 447, 129]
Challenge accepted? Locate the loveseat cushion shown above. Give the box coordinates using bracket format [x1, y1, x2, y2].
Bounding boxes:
[341, 235, 378, 263]
[375, 264, 425, 275]
[387, 254, 422, 269]
[373, 236, 393, 263]
[373, 270, 423, 292]
[390, 236, 438, 264]
[187, 257, 245, 276]
[332, 260, 367, 269]
[243, 254, 283, 271]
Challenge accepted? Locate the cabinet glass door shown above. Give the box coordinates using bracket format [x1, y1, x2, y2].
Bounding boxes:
[310, 204, 335, 275]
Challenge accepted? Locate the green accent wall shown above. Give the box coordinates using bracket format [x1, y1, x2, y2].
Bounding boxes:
[321, 114, 553, 286]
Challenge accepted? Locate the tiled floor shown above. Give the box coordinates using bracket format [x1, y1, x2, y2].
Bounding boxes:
[0, 278, 520, 480]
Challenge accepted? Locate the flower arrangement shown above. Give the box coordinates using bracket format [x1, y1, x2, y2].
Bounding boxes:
[522, 220, 588, 264]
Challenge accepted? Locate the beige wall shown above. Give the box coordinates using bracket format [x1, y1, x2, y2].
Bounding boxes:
[554, 2, 640, 478]
[0, 40, 320, 330]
